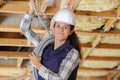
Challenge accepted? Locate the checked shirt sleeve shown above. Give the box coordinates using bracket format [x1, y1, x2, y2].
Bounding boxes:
[38, 49, 80, 80]
[20, 14, 41, 46]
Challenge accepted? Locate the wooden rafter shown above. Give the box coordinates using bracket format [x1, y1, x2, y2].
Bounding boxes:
[0, 51, 119, 62]
[81, 43, 120, 49]
[83, 34, 104, 59]
[0, 51, 30, 59]
[0, 38, 34, 47]
[67, 0, 81, 11]
[77, 76, 107, 80]
[0, 2, 119, 19]
[17, 58, 23, 67]
[0, 25, 120, 36]
[79, 67, 120, 73]
[75, 10, 117, 19]
[1, 37, 120, 49]
[39, 0, 50, 13]
[106, 71, 118, 80]
[82, 5, 120, 60]
[0, 0, 3, 6]
[86, 56, 120, 61]
[103, 5, 120, 32]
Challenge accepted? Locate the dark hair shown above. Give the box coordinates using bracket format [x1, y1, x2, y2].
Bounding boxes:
[68, 25, 81, 59]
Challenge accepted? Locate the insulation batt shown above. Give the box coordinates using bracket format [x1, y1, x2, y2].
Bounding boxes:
[76, 0, 120, 12]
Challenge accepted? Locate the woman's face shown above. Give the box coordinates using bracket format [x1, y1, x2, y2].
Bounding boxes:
[53, 21, 73, 42]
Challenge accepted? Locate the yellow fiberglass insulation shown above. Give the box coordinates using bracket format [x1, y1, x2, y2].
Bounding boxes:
[76, 0, 120, 12]
[115, 20, 120, 30]
[75, 16, 107, 31]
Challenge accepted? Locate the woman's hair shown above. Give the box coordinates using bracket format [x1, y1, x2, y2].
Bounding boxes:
[68, 25, 81, 59]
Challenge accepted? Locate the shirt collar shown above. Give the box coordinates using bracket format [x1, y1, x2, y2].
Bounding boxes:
[54, 40, 71, 51]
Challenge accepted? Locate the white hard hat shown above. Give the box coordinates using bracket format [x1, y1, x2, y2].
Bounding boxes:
[53, 9, 75, 25]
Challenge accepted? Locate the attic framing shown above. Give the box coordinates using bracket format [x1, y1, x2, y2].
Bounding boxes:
[0, 0, 120, 80]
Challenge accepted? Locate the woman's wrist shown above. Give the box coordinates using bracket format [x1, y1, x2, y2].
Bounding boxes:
[36, 63, 42, 70]
[28, 9, 34, 15]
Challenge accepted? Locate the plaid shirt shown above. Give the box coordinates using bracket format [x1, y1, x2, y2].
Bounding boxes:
[20, 14, 80, 80]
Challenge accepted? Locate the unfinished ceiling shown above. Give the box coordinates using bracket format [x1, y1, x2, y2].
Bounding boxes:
[0, 0, 120, 80]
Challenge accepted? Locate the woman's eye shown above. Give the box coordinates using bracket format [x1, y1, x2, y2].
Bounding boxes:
[64, 26, 68, 29]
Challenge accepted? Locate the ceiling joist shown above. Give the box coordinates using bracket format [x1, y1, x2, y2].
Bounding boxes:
[0, 51, 30, 59]
[0, 2, 119, 19]
[0, 51, 119, 62]
[0, 25, 120, 36]
[0, 37, 120, 49]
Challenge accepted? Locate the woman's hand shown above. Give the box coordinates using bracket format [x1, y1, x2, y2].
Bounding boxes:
[28, 0, 38, 14]
[29, 52, 42, 70]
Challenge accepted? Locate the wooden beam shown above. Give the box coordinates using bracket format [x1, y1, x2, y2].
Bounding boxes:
[79, 67, 120, 73]
[81, 43, 120, 49]
[75, 30, 120, 36]
[103, 19, 117, 32]
[86, 56, 120, 61]
[0, 51, 30, 59]
[0, 25, 45, 33]
[17, 58, 23, 67]
[106, 71, 118, 80]
[0, 25, 120, 36]
[103, 5, 120, 32]
[82, 35, 104, 59]
[91, 35, 103, 48]
[0, 37, 120, 49]
[68, 0, 81, 11]
[82, 48, 93, 59]
[0, 38, 34, 47]
[77, 76, 106, 80]
[40, 0, 50, 13]
[74, 10, 117, 19]
[0, 51, 119, 61]
[111, 72, 120, 80]
[0, 0, 3, 6]
[0, 2, 119, 19]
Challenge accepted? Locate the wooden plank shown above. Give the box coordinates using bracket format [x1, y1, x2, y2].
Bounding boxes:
[79, 67, 120, 73]
[81, 43, 120, 49]
[0, 51, 30, 59]
[0, 25, 120, 36]
[87, 56, 120, 61]
[0, 0, 3, 6]
[0, 37, 120, 49]
[0, 25, 45, 33]
[40, 0, 49, 13]
[68, 0, 81, 11]
[77, 76, 106, 80]
[106, 71, 118, 80]
[75, 30, 120, 36]
[103, 5, 120, 32]
[83, 35, 104, 59]
[82, 48, 93, 59]
[0, 51, 119, 61]
[74, 10, 117, 19]
[0, 38, 34, 47]
[17, 58, 23, 67]
[91, 35, 103, 48]
[0, 2, 118, 19]
[0, 3, 29, 13]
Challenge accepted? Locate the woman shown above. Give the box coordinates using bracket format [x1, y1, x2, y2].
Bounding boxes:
[20, 0, 81, 80]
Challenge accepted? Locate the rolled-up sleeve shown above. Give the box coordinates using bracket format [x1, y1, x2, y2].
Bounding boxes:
[38, 49, 80, 80]
[20, 14, 41, 46]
